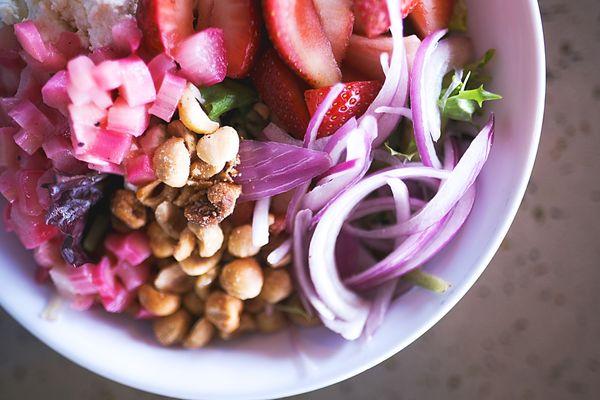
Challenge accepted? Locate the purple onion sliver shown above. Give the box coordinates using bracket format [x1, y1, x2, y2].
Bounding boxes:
[251, 196, 270, 247]
[303, 83, 344, 148]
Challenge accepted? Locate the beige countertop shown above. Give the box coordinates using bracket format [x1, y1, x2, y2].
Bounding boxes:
[1, 0, 599, 398]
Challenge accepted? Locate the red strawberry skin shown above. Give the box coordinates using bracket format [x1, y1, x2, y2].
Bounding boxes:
[262, 0, 342, 88]
[136, 0, 195, 56]
[312, 0, 354, 63]
[251, 48, 311, 139]
[197, 0, 262, 78]
[409, 0, 456, 38]
[304, 80, 382, 138]
[353, 0, 419, 38]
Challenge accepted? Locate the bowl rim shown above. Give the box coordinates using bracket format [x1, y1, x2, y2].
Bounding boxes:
[0, 1, 546, 399]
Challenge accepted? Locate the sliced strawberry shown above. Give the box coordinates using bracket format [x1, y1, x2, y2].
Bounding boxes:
[313, 0, 354, 63]
[344, 34, 421, 81]
[409, 0, 456, 38]
[353, 0, 419, 38]
[304, 80, 382, 138]
[197, 0, 262, 78]
[251, 48, 310, 139]
[136, 0, 195, 56]
[262, 0, 341, 88]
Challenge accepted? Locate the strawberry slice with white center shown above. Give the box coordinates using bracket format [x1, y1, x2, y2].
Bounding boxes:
[353, 0, 419, 38]
[344, 34, 421, 81]
[251, 48, 311, 139]
[136, 0, 195, 56]
[197, 0, 262, 78]
[262, 0, 342, 88]
[312, 0, 354, 63]
[304, 80, 382, 138]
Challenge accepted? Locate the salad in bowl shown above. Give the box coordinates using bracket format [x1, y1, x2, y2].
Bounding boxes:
[0, 0, 502, 349]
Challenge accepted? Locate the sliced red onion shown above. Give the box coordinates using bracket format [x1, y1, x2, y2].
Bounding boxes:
[304, 116, 377, 213]
[303, 83, 345, 148]
[262, 123, 329, 151]
[365, 279, 396, 339]
[266, 237, 292, 266]
[344, 115, 493, 239]
[293, 210, 335, 321]
[443, 137, 460, 170]
[252, 197, 271, 247]
[362, 0, 410, 147]
[285, 181, 311, 233]
[236, 140, 332, 201]
[349, 187, 476, 290]
[322, 117, 357, 164]
[375, 106, 412, 120]
[411, 31, 473, 168]
[387, 178, 410, 224]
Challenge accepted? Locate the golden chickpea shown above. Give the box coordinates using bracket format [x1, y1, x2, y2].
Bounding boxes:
[154, 264, 194, 294]
[153, 309, 191, 346]
[183, 318, 214, 349]
[205, 291, 243, 333]
[182, 292, 205, 316]
[138, 284, 180, 316]
[259, 269, 293, 304]
[227, 225, 260, 258]
[219, 258, 264, 300]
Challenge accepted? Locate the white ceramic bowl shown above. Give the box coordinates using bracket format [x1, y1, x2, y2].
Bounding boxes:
[0, 0, 545, 399]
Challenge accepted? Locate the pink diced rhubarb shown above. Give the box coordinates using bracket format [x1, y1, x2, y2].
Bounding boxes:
[13, 21, 66, 72]
[149, 72, 186, 122]
[114, 260, 150, 291]
[93, 60, 122, 91]
[118, 55, 156, 107]
[111, 17, 142, 55]
[147, 53, 176, 89]
[8, 100, 55, 146]
[100, 281, 135, 313]
[72, 126, 132, 165]
[0, 127, 19, 168]
[105, 231, 151, 266]
[15, 169, 45, 216]
[106, 97, 149, 137]
[173, 28, 227, 87]
[139, 124, 167, 156]
[92, 256, 117, 298]
[124, 152, 156, 185]
[41, 70, 70, 115]
[9, 204, 58, 249]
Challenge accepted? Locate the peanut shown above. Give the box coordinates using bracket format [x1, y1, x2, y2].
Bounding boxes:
[153, 137, 190, 188]
[195, 126, 239, 170]
[153, 309, 191, 346]
[179, 250, 222, 276]
[189, 223, 224, 257]
[154, 264, 194, 294]
[183, 318, 215, 349]
[182, 292, 205, 316]
[138, 284, 181, 316]
[205, 291, 243, 333]
[173, 228, 196, 261]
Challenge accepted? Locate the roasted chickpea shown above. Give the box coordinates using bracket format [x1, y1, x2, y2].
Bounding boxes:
[205, 291, 243, 333]
[219, 258, 264, 300]
[259, 269, 293, 304]
[227, 224, 260, 258]
[182, 292, 205, 316]
[154, 264, 194, 294]
[138, 284, 181, 316]
[183, 318, 215, 348]
[153, 309, 191, 346]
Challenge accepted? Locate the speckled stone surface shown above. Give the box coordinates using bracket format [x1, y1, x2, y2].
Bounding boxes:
[1, 1, 599, 399]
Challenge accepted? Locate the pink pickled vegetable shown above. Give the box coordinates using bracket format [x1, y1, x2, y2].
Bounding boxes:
[72, 125, 132, 165]
[41, 70, 70, 115]
[147, 53, 176, 88]
[111, 17, 142, 55]
[0, 127, 19, 167]
[93, 60, 122, 91]
[173, 28, 227, 87]
[118, 55, 156, 107]
[124, 152, 156, 185]
[149, 72, 186, 122]
[13, 21, 66, 71]
[139, 124, 167, 155]
[16, 169, 45, 216]
[107, 98, 150, 137]
[100, 282, 135, 313]
[92, 257, 117, 297]
[114, 260, 150, 291]
[105, 231, 151, 266]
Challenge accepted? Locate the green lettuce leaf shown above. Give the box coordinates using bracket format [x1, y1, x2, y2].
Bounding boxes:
[199, 79, 258, 121]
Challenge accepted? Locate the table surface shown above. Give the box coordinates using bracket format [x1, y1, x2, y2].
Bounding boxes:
[2, 0, 599, 399]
